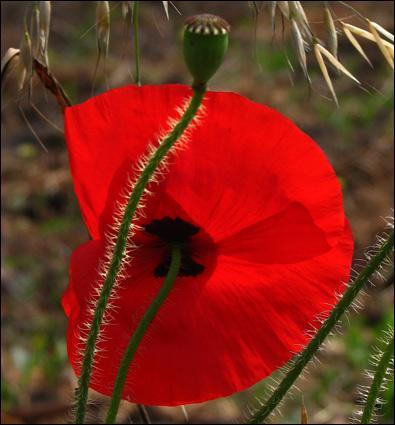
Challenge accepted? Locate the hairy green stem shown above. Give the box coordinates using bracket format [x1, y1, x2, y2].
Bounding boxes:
[248, 230, 394, 424]
[106, 244, 182, 423]
[74, 86, 206, 424]
[133, 1, 141, 86]
[360, 334, 394, 424]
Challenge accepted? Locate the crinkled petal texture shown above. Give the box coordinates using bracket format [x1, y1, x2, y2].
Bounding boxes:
[62, 84, 354, 406]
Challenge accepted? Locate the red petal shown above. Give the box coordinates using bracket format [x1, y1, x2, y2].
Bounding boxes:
[63, 84, 353, 405]
[153, 92, 345, 249]
[65, 85, 345, 252]
[64, 221, 353, 406]
[218, 201, 332, 264]
[64, 85, 192, 239]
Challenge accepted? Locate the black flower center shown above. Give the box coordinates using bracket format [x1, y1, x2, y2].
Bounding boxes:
[144, 217, 204, 277]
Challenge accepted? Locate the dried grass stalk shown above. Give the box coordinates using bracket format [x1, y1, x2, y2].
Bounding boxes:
[324, 6, 338, 60]
[2, 46, 70, 111]
[33, 58, 72, 110]
[122, 1, 133, 20]
[19, 31, 33, 91]
[162, 1, 169, 20]
[341, 23, 372, 67]
[1, 47, 20, 82]
[368, 20, 394, 69]
[269, 1, 277, 32]
[370, 21, 394, 42]
[289, 1, 311, 41]
[96, 1, 110, 57]
[94, 1, 110, 90]
[38, 1, 51, 66]
[315, 43, 360, 84]
[300, 401, 308, 424]
[290, 18, 310, 82]
[33, 5, 40, 57]
[314, 42, 339, 107]
[343, 22, 393, 49]
[277, 1, 290, 19]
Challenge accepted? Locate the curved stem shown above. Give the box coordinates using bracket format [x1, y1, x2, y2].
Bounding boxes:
[133, 1, 141, 86]
[106, 244, 182, 424]
[74, 86, 206, 424]
[360, 334, 394, 424]
[33, 58, 72, 111]
[248, 230, 394, 424]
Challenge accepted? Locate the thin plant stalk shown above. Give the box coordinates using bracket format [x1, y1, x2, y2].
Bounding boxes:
[248, 230, 394, 424]
[133, 1, 141, 86]
[137, 404, 151, 424]
[74, 85, 206, 424]
[33, 58, 71, 111]
[360, 334, 394, 424]
[106, 243, 182, 423]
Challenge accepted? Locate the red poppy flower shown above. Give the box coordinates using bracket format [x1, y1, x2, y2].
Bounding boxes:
[61, 84, 354, 406]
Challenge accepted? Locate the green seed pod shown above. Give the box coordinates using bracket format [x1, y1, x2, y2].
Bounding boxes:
[183, 14, 230, 89]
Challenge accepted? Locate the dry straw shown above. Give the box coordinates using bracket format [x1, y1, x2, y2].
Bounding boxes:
[342, 22, 394, 62]
[300, 400, 308, 424]
[37, 1, 51, 67]
[341, 23, 373, 67]
[290, 18, 309, 82]
[162, 1, 170, 20]
[1, 47, 20, 82]
[368, 20, 394, 69]
[93, 1, 110, 91]
[19, 30, 33, 92]
[4, 2, 393, 109]
[262, 1, 394, 106]
[121, 1, 133, 20]
[324, 6, 338, 60]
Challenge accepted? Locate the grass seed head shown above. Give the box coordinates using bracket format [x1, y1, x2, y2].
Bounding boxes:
[96, 1, 110, 56]
[314, 41, 339, 107]
[121, 1, 133, 20]
[162, 1, 170, 20]
[1, 47, 20, 82]
[341, 22, 373, 67]
[370, 21, 394, 42]
[19, 30, 33, 91]
[38, 1, 51, 66]
[324, 7, 338, 60]
[316, 43, 360, 84]
[290, 18, 310, 82]
[367, 20, 394, 69]
[277, 1, 290, 19]
[269, 1, 277, 32]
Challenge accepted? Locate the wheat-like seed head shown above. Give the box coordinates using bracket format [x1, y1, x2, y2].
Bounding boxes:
[121, 1, 133, 20]
[3, 2, 393, 108]
[324, 6, 338, 61]
[37, 1, 51, 67]
[96, 1, 110, 59]
[257, 1, 394, 106]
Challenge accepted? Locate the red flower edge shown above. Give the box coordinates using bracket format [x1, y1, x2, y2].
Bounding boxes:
[62, 84, 354, 406]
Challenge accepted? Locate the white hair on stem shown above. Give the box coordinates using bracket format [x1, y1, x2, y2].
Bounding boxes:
[351, 326, 394, 424]
[74, 95, 206, 384]
[245, 216, 394, 422]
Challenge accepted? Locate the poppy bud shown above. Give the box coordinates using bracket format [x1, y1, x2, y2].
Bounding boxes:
[183, 14, 230, 90]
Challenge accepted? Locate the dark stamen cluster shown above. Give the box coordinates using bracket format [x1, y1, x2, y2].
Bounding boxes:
[145, 217, 204, 277]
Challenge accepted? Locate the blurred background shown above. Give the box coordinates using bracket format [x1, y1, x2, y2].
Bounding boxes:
[1, 1, 394, 423]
